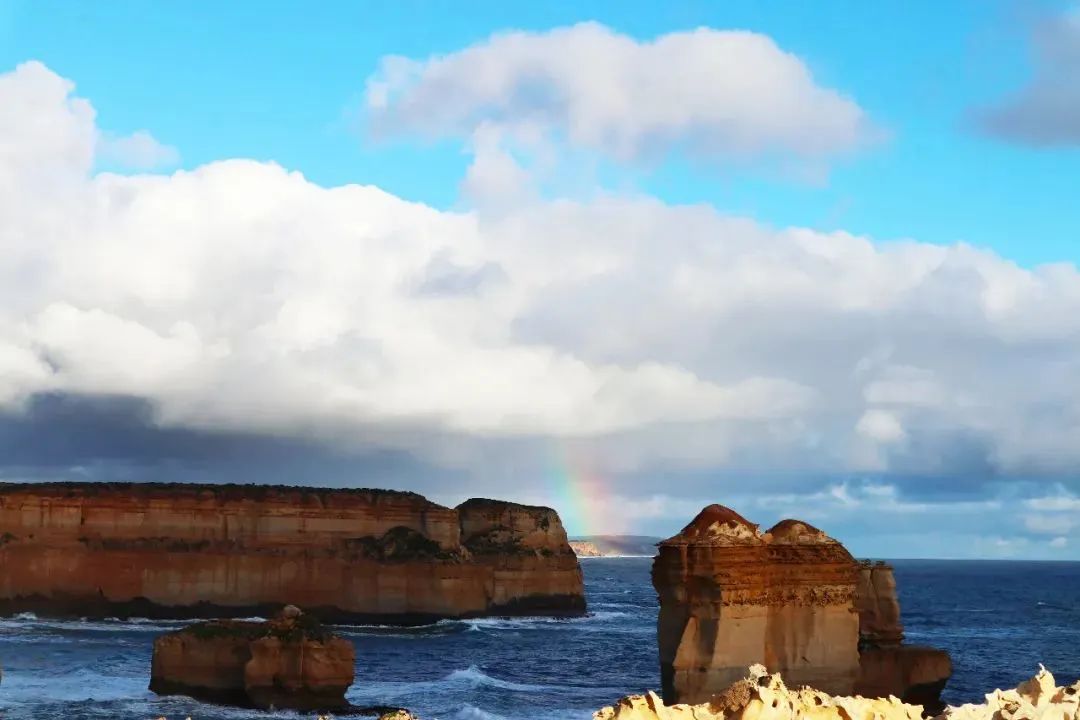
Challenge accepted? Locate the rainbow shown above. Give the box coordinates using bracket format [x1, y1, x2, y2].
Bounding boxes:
[547, 447, 618, 536]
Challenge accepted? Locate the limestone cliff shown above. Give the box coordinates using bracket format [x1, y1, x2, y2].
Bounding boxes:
[652, 505, 950, 707]
[0, 482, 585, 622]
[594, 664, 1079, 720]
[855, 563, 952, 710]
[653, 507, 862, 701]
[150, 608, 355, 710]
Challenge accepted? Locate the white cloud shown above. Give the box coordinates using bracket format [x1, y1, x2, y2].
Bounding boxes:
[98, 129, 180, 170]
[1024, 487, 1080, 511]
[1023, 513, 1077, 536]
[7, 61, 1080, 496]
[367, 22, 875, 168]
[1050, 536, 1068, 549]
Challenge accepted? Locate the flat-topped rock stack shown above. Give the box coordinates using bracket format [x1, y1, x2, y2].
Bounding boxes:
[0, 482, 585, 623]
[150, 606, 356, 711]
[652, 504, 951, 707]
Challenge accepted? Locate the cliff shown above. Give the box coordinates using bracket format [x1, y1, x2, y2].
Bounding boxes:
[570, 535, 662, 557]
[653, 507, 862, 701]
[594, 664, 1079, 720]
[651, 506, 950, 707]
[855, 563, 952, 709]
[0, 482, 585, 623]
[571, 541, 604, 557]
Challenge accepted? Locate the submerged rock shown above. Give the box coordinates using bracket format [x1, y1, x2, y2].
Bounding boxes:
[594, 665, 1080, 720]
[149, 608, 354, 711]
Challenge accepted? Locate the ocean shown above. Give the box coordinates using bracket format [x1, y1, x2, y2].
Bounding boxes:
[0, 558, 1077, 719]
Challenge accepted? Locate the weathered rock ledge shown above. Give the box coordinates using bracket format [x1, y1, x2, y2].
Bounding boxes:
[0, 482, 585, 623]
[594, 664, 1079, 720]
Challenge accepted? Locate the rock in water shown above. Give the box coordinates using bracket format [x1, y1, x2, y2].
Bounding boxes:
[150, 608, 355, 711]
[593, 665, 1080, 720]
[0, 482, 585, 622]
[854, 562, 952, 711]
[653, 507, 862, 701]
[652, 505, 951, 706]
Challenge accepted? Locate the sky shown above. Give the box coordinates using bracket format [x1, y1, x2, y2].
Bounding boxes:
[2, 0, 1080, 559]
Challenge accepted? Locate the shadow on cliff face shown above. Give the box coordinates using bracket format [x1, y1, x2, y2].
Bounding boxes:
[0, 392, 466, 489]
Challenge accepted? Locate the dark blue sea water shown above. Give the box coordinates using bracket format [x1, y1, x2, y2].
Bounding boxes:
[1, 558, 1078, 719]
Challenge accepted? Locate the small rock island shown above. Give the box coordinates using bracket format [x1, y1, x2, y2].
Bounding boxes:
[150, 606, 355, 711]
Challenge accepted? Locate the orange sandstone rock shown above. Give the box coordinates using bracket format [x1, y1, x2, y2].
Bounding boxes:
[652, 505, 951, 708]
[150, 610, 355, 711]
[653, 507, 862, 701]
[855, 563, 951, 710]
[0, 482, 585, 622]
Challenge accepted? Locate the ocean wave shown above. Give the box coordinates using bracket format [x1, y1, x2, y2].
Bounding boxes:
[446, 665, 550, 692]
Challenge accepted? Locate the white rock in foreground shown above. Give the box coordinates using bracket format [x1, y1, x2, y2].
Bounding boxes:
[594, 664, 1079, 720]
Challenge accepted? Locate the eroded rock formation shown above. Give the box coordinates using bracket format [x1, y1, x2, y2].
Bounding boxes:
[594, 665, 1079, 720]
[654, 507, 862, 701]
[855, 563, 952, 710]
[0, 482, 585, 622]
[652, 505, 950, 707]
[150, 607, 355, 710]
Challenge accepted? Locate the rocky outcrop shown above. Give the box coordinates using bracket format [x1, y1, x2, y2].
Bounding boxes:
[571, 541, 603, 557]
[652, 505, 950, 707]
[594, 665, 1079, 720]
[570, 535, 662, 557]
[150, 607, 355, 710]
[653, 507, 862, 702]
[0, 482, 585, 623]
[855, 563, 952, 710]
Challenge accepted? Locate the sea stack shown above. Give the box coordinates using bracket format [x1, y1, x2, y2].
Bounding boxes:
[855, 562, 953, 710]
[0, 482, 585, 623]
[653, 506, 862, 701]
[652, 504, 951, 706]
[150, 607, 354, 711]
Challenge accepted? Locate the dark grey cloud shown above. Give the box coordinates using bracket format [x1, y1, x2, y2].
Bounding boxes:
[0, 393, 466, 492]
[975, 10, 1080, 145]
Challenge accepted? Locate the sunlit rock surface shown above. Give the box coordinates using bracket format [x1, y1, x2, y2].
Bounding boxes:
[0, 482, 585, 622]
[653, 507, 862, 701]
[594, 665, 1079, 720]
[652, 505, 951, 706]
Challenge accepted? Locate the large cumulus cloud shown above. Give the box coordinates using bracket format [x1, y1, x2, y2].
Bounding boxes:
[2, 58, 1080, 554]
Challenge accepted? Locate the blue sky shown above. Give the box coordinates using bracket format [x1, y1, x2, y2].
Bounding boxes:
[3, 1, 1080, 558]
[2, 0, 1077, 264]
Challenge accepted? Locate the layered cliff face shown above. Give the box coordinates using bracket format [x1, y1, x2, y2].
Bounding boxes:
[150, 609, 355, 710]
[594, 665, 1079, 720]
[855, 563, 952, 710]
[0, 482, 585, 622]
[652, 505, 950, 707]
[653, 506, 862, 702]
